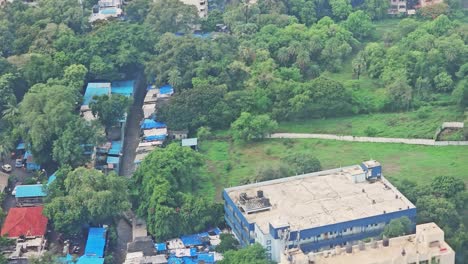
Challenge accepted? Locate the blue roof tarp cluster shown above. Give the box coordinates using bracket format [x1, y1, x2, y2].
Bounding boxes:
[108, 141, 122, 156]
[111, 80, 135, 97]
[141, 119, 166, 129]
[193, 33, 211, 39]
[15, 184, 46, 198]
[155, 243, 167, 251]
[144, 135, 166, 141]
[76, 256, 105, 264]
[84, 227, 107, 258]
[107, 156, 120, 164]
[181, 234, 207, 247]
[159, 85, 174, 95]
[83, 83, 111, 106]
[167, 252, 215, 264]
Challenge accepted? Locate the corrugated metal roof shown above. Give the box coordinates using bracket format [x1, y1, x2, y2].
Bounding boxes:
[84, 227, 107, 258]
[76, 256, 105, 264]
[111, 80, 134, 97]
[107, 156, 120, 164]
[83, 83, 111, 106]
[15, 184, 46, 198]
[0, 206, 48, 238]
[108, 141, 122, 156]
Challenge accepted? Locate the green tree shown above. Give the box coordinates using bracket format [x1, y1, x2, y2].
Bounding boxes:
[63, 64, 88, 90]
[416, 196, 461, 232]
[89, 94, 132, 132]
[430, 175, 465, 199]
[145, 0, 199, 34]
[216, 233, 240, 253]
[382, 216, 413, 238]
[19, 82, 80, 164]
[386, 78, 412, 111]
[231, 112, 278, 142]
[344, 11, 375, 40]
[132, 144, 223, 240]
[53, 118, 103, 167]
[362, 0, 389, 20]
[433, 72, 453, 92]
[44, 167, 130, 235]
[282, 153, 321, 175]
[0, 73, 16, 115]
[29, 252, 61, 264]
[219, 243, 272, 264]
[125, 0, 151, 22]
[452, 79, 468, 107]
[330, 0, 352, 20]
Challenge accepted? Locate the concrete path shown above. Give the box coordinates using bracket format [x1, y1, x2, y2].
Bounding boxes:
[120, 73, 146, 177]
[269, 133, 468, 146]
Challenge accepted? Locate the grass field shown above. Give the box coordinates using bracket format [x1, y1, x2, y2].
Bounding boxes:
[277, 106, 464, 139]
[199, 139, 468, 200]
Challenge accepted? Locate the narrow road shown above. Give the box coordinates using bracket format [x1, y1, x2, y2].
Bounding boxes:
[269, 133, 468, 146]
[120, 74, 147, 177]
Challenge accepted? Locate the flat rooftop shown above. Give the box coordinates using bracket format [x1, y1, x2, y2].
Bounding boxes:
[309, 223, 454, 264]
[225, 164, 415, 233]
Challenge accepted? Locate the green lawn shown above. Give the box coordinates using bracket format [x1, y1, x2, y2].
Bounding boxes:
[277, 106, 464, 139]
[200, 139, 468, 200]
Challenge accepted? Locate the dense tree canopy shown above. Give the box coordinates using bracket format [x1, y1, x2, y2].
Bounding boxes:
[132, 144, 223, 240]
[219, 243, 272, 264]
[45, 168, 130, 235]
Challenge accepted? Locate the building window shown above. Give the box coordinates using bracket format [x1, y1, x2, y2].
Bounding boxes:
[419, 261, 429, 264]
[266, 246, 271, 251]
[266, 240, 271, 245]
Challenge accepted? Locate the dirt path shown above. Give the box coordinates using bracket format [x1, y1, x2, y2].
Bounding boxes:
[120, 74, 147, 177]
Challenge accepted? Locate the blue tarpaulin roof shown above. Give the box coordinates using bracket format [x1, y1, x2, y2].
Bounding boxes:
[108, 141, 122, 156]
[83, 83, 111, 105]
[180, 234, 203, 247]
[84, 227, 107, 258]
[193, 33, 212, 39]
[197, 253, 215, 263]
[76, 256, 105, 264]
[167, 256, 183, 264]
[159, 85, 174, 95]
[15, 184, 46, 198]
[111, 80, 135, 97]
[144, 135, 166, 141]
[141, 119, 166, 129]
[107, 156, 120, 164]
[155, 243, 167, 251]
[16, 142, 25, 150]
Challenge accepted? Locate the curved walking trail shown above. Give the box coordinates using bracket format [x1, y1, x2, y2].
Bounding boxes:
[269, 133, 468, 146]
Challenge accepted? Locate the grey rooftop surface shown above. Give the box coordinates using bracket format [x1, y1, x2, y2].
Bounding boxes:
[225, 164, 415, 234]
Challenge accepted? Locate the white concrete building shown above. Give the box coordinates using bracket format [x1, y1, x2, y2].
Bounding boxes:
[224, 161, 417, 263]
[299, 222, 455, 264]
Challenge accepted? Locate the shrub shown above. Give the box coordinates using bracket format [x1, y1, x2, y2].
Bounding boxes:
[364, 126, 379, 137]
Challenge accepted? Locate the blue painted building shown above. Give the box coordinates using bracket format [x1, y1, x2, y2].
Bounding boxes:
[223, 161, 416, 263]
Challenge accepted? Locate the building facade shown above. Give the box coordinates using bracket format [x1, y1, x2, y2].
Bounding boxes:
[302, 222, 455, 264]
[223, 161, 416, 263]
[180, 0, 208, 18]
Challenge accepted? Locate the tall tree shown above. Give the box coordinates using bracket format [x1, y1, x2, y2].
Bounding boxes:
[219, 243, 272, 264]
[132, 144, 222, 240]
[89, 94, 132, 132]
[44, 167, 130, 235]
[19, 82, 80, 164]
[145, 0, 199, 34]
[53, 118, 103, 167]
[231, 112, 278, 142]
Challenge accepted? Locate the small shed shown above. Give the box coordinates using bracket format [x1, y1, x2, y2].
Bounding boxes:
[181, 138, 198, 151]
[169, 130, 188, 140]
[14, 184, 46, 206]
[24, 151, 40, 171]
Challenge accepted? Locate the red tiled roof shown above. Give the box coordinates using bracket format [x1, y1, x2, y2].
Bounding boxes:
[1, 206, 48, 238]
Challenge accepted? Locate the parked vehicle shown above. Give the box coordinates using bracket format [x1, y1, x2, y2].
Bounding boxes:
[1, 164, 12, 173]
